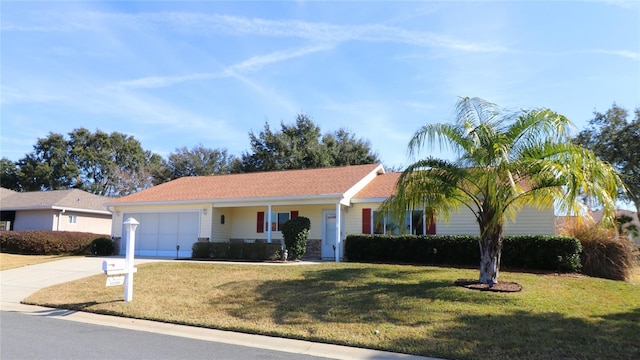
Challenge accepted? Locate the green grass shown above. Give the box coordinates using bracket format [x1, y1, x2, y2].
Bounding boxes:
[24, 262, 640, 359]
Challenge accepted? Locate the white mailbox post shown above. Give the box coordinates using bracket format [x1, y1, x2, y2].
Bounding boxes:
[123, 217, 139, 302]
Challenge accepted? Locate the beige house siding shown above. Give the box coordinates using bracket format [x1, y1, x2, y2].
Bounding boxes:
[226, 204, 329, 242]
[347, 203, 555, 237]
[55, 211, 112, 234]
[344, 203, 373, 235]
[504, 206, 556, 236]
[210, 207, 231, 242]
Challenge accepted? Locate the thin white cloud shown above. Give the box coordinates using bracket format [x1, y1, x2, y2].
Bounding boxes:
[593, 49, 640, 61]
[602, 0, 640, 10]
[116, 44, 333, 90]
[148, 13, 509, 53]
[3, 11, 509, 53]
[0, 85, 60, 105]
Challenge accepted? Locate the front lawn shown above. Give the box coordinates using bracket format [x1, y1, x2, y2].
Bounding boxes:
[24, 262, 640, 359]
[0, 253, 68, 271]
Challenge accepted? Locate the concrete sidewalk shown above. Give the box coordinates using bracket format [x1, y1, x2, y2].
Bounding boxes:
[1, 257, 441, 360]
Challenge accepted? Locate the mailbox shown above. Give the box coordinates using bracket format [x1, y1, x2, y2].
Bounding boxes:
[102, 260, 132, 276]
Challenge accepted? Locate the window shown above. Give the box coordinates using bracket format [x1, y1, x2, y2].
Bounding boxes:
[257, 211, 298, 233]
[68, 215, 78, 224]
[372, 211, 401, 235]
[267, 212, 290, 232]
[367, 209, 432, 235]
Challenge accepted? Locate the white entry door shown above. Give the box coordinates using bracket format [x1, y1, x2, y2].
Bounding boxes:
[322, 210, 337, 259]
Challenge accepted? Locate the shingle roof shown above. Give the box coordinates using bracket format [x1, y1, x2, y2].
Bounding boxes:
[109, 164, 384, 204]
[352, 172, 400, 199]
[0, 188, 111, 213]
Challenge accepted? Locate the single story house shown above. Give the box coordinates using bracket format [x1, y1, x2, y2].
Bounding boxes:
[0, 187, 112, 234]
[106, 164, 556, 260]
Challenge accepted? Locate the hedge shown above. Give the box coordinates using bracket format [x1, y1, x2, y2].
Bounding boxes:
[0, 230, 110, 255]
[192, 242, 282, 261]
[344, 234, 582, 272]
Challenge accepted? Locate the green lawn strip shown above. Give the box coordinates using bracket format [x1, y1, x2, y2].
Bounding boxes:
[23, 262, 640, 360]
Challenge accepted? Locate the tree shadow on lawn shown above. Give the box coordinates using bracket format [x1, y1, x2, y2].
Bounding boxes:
[389, 307, 640, 360]
[226, 266, 517, 326]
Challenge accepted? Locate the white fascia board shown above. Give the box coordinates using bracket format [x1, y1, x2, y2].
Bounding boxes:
[0, 205, 111, 215]
[107, 194, 347, 209]
[350, 197, 389, 204]
[51, 206, 112, 215]
[342, 165, 385, 202]
[213, 194, 345, 208]
[105, 200, 213, 208]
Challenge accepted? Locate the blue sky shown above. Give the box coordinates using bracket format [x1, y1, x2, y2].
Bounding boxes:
[1, 1, 639, 169]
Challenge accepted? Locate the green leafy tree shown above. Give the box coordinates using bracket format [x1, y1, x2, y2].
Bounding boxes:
[241, 114, 379, 172]
[383, 97, 623, 284]
[11, 129, 161, 196]
[322, 128, 379, 166]
[68, 128, 155, 196]
[574, 104, 640, 220]
[17, 132, 79, 191]
[155, 145, 241, 183]
[0, 157, 21, 191]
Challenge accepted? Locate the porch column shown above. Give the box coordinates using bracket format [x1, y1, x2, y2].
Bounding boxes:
[267, 204, 272, 243]
[335, 203, 341, 262]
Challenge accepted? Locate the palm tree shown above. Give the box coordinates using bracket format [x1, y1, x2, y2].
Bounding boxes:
[383, 97, 624, 284]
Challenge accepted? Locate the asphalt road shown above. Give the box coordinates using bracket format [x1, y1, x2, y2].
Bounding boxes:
[1, 311, 331, 360]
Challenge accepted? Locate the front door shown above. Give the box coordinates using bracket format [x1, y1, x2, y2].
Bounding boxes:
[322, 210, 337, 259]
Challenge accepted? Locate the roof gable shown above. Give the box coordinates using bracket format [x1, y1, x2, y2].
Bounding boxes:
[352, 172, 400, 200]
[110, 164, 384, 205]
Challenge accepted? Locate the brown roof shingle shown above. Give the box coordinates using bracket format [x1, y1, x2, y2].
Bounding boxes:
[353, 172, 400, 199]
[109, 164, 384, 204]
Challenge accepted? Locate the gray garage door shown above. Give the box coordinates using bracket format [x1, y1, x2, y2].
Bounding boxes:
[121, 212, 199, 258]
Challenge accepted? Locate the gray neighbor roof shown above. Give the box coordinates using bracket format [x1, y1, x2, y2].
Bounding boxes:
[0, 188, 112, 214]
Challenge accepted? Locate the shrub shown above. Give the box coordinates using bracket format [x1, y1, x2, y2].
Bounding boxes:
[344, 234, 583, 272]
[561, 220, 637, 281]
[282, 216, 311, 260]
[0, 231, 109, 255]
[192, 242, 281, 261]
[502, 236, 582, 272]
[91, 237, 115, 256]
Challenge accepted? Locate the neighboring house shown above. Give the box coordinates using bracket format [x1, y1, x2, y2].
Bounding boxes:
[0, 187, 112, 235]
[107, 164, 556, 260]
[591, 208, 640, 246]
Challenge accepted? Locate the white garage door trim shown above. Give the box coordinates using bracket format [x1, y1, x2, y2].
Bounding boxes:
[121, 211, 200, 258]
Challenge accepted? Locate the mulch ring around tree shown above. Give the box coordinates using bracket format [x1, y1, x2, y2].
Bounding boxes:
[454, 279, 523, 293]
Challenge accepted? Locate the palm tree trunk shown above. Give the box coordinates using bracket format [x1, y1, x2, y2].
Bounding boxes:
[479, 226, 503, 284]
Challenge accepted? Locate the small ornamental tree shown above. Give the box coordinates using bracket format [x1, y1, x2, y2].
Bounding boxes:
[282, 216, 311, 260]
[382, 97, 623, 284]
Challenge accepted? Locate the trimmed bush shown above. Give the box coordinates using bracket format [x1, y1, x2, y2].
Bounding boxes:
[345, 234, 583, 273]
[0, 231, 110, 255]
[192, 242, 282, 261]
[502, 236, 582, 272]
[91, 237, 115, 256]
[282, 216, 311, 260]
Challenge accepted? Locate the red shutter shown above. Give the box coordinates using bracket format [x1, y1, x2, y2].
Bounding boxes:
[290, 211, 299, 219]
[362, 208, 371, 234]
[257, 211, 265, 233]
[427, 213, 436, 235]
